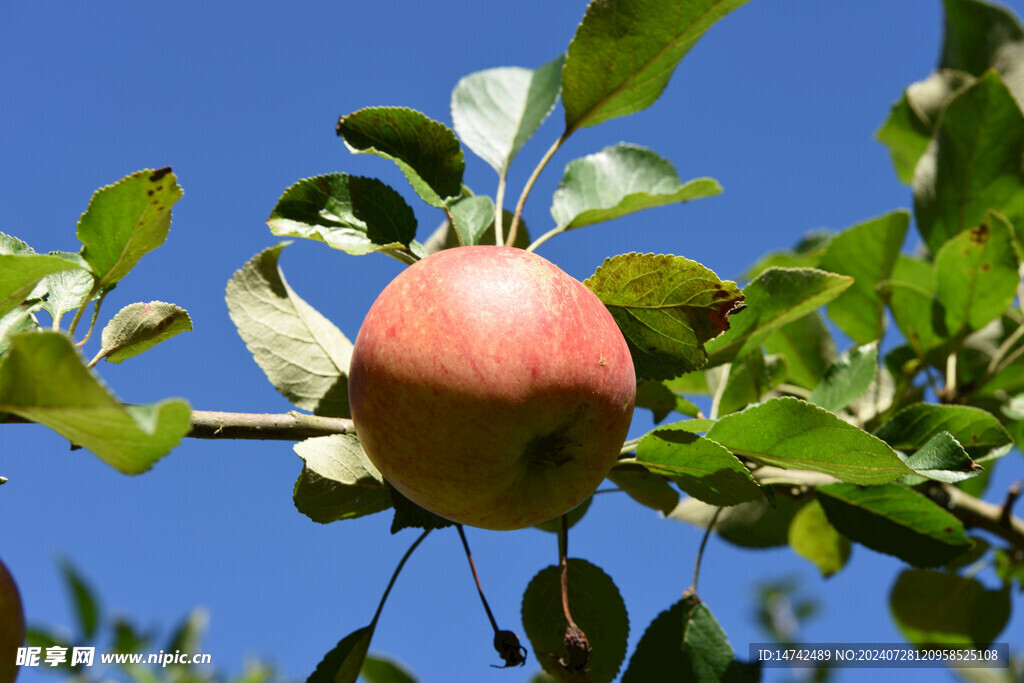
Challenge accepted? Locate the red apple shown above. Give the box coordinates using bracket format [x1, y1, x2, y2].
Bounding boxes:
[0, 557, 24, 683]
[349, 245, 635, 530]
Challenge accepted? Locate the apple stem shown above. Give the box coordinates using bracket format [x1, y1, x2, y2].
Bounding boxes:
[455, 524, 499, 634]
[690, 506, 724, 596]
[370, 528, 431, 631]
[456, 525, 529, 668]
[558, 513, 591, 673]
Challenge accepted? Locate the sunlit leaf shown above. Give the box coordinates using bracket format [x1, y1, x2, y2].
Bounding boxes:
[913, 71, 1024, 253]
[0, 332, 191, 474]
[637, 425, 761, 506]
[337, 107, 464, 208]
[267, 174, 417, 260]
[562, 0, 752, 130]
[788, 499, 851, 578]
[706, 268, 853, 365]
[934, 211, 1021, 336]
[97, 301, 192, 364]
[584, 253, 743, 380]
[550, 144, 721, 229]
[451, 55, 564, 174]
[818, 211, 909, 343]
[226, 244, 353, 418]
[292, 435, 392, 524]
[707, 397, 913, 484]
[77, 167, 183, 288]
[807, 343, 878, 412]
[0, 253, 83, 318]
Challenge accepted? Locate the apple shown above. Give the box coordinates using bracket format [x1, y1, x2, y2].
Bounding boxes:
[0, 557, 24, 683]
[348, 245, 635, 530]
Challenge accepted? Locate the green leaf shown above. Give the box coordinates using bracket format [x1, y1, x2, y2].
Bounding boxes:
[226, 244, 353, 418]
[877, 91, 936, 185]
[807, 343, 878, 412]
[0, 331, 190, 474]
[913, 71, 1024, 253]
[561, 0, 752, 131]
[680, 594, 737, 682]
[422, 207, 531, 253]
[741, 231, 830, 281]
[59, 559, 100, 640]
[620, 599, 689, 683]
[707, 397, 913, 484]
[762, 312, 837, 390]
[41, 264, 98, 328]
[638, 426, 761, 506]
[706, 268, 853, 365]
[361, 655, 419, 683]
[550, 144, 721, 229]
[450, 55, 564, 174]
[292, 435, 392, 524]
[337, 107, 464, 208]
[584, 253, 744, 381]
[941, 0, 1024, 97]
[96, 301, 192, 364]
[877, 72, 975, 184]
[521, 559, 629, 683]
[788, 499, 851, 578]
[816, 483, 970, 567]
[890, 569, 1011, 646]
[267, 174, 417, 259]
[668, 488, 806, 548]
[0, 253, 84, 318]
[818, 211, 909, 343]
[390, 489, 453, 534]
[874, 403, 1012, 459]
[879, 256, 947, 356]
[634, 379, 699, 423]
[934, 211, 1021, 336]
[0, 232, 34, 255]
[607, 465, 679, 514]
[77, 167, 183, 288]
[904, 431, 982, 484]
[309, 626, 372, 683]
[165, 608, 207, 662]
[716, 350, 787, 416]
[0, 306, 39, 356]
[448, 195, 494, 247]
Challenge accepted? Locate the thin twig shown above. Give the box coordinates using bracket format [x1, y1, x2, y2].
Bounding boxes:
[525, 226, 564, 253]
[67, 282, 101, 338]
[1000, 481, 1022, 529]
[370, 528, 431, 629]
[494, 175, 507, 246]
[691, 506, 724, 595]
[456, 524, 499, 634]
[506, 134, 567, 248]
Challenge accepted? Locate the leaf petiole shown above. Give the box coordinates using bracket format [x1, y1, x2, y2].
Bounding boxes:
[507, 133, 568, 248]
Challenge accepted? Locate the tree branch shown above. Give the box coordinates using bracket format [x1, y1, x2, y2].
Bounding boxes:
[186, 410, 354, 440]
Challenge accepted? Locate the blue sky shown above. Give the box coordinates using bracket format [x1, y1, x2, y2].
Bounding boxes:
[1, 1, 1023, 682]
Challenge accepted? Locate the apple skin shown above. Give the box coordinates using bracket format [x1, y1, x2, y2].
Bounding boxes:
[0, 557, 25, 683]
[349, 245, 635, 530]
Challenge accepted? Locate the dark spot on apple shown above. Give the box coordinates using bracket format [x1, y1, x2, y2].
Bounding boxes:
[981, 263, 991, 271]
[149, 167, 171, 182]
[969, 224, 989, 244]
[147, 190, 154, 196]
[944, 527, 953, 534]
[526, 431, 576, 467]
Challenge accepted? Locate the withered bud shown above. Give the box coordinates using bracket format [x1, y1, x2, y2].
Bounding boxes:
[491, 629, 527, 668]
